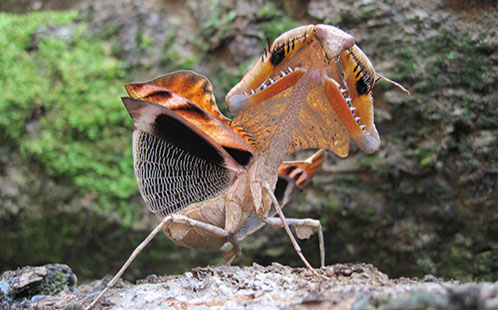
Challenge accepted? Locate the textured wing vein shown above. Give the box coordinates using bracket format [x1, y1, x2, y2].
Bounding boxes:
[133, 130, 230, 218]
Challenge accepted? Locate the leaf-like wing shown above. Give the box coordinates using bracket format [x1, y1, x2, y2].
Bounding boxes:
[125, 71, 256, 166]
[125, 70, 230, 125]
[122, 97, 244, 218]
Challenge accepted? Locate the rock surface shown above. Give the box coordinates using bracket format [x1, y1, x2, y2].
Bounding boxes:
[1, 264, 497, 310]
[0, 0, 497, 285]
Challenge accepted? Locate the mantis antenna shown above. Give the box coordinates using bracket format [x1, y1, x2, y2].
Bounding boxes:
[376, 73, 411, 95]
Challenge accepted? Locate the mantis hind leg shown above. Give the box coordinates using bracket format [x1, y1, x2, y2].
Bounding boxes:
[262, 217, 325, 268]
[261, 184, 328, 279]
[85, 214, 235, 310]
[84, 215, 174, 310]
[223, 238, 242, 264]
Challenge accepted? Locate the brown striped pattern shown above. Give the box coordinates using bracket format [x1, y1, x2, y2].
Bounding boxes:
[125, 71, 258, 155]
[128, 71, 230, 125]
[277, 149, 326, 189]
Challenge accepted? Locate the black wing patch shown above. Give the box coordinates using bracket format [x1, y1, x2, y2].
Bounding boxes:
[123, 97, 237, 217]
[152, 113, 224, 165]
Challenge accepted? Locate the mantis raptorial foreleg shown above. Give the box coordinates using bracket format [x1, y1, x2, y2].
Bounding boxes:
[84, 214, 235, 310]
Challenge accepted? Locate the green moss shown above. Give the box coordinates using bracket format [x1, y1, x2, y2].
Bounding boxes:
[414, 147, 437, 167]
[360, 6, 377, 20]
[257, 2, 280, 18]
[161, 31, 200, 70]
[210, 59, 254, 114]
[392, 47, 418, 82]
[259, 17, 299, 42]
[201, 0, 237, 31]
[0, 11, 77, 141]
[444, 234, 474, 281]
[425, 29, 492, 91]
[389, 27, 492, 100]
[358, 153, 385, 174]
[328, 201, 342, 212]
[199, 0, 238, 50]
[377, 251, 398, 271]
[474, 250, 498, 281]
[480, 95, 498, 128]
[0, 11, 139, 222]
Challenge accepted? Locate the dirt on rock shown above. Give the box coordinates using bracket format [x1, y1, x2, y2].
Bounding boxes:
[0, 0, 497, 290]
[1, 263, 497, 310]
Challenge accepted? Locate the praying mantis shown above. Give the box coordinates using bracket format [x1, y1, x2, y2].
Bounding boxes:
[85, 24, 408, 309]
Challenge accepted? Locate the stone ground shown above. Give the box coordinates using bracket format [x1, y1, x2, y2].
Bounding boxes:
[0, 4, 497, 310]
[1, 263, 497, 310]
[1, 0, 497, 284]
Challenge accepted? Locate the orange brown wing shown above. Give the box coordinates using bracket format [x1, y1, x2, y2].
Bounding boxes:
[125, 70, 231, 126]
[125, 71, 256, 166]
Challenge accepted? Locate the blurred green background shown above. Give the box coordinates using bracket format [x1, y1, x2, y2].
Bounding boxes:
[0, 0, 496, 283]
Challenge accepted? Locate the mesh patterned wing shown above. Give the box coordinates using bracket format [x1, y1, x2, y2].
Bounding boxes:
[123, 97, 243, 218]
